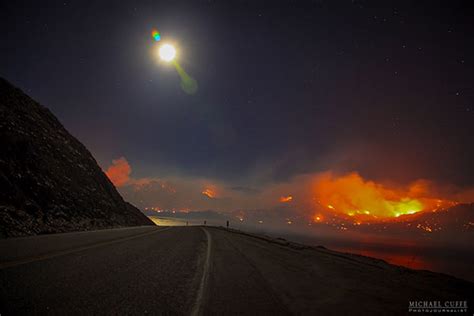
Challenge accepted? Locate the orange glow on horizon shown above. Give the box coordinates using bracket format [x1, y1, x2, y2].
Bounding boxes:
[280, 195, 293, 203]
[313, 172, 453, 222]
[202, 188, 216, 199]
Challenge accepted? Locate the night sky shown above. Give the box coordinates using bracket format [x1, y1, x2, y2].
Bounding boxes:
[2, 1, 474, 207]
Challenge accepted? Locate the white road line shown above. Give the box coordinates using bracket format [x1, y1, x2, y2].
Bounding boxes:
[191, 227, 212, 316]
[0, 227, 172, 270]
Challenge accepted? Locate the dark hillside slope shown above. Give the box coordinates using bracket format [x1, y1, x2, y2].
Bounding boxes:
[0, 78, 153, 238]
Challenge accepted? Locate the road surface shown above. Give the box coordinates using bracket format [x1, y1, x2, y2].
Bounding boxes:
[0, 226, 472, 315]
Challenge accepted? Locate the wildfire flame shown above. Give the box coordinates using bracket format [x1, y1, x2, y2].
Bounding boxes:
[202, 188, 216, 199]
[313, 172, 451, 222]
[313, 214, 323, 222]
[280, 195, 293, 203]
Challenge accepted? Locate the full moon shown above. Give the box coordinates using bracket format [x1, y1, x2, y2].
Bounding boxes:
[159, 44, 176, 62]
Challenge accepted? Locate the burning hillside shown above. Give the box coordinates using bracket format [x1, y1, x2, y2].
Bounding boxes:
[311, 172, 458, 223]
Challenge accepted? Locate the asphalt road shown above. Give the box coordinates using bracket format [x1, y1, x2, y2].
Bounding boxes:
[0, 226, 473, 315]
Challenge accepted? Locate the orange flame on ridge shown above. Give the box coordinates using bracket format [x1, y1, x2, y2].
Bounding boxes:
[280, 195, 293, 203]
[312, 172, 453, 222]
[202, 188, 216, 199]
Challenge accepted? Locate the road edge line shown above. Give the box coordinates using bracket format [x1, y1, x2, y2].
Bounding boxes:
[191, 227, 212, 316]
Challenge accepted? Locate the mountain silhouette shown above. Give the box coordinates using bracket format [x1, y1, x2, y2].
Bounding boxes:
[0, 78, 153, 237]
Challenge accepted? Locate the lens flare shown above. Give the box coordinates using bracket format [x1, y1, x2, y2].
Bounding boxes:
[173, 60, 198, 94]
[151, 30, 198, 94]
[159, 44, 176, 62]
[151, 29, 161, 41]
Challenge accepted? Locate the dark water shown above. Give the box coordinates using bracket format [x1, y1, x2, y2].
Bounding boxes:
[330, 244, 474, 282]
[274, 233, 474, 283]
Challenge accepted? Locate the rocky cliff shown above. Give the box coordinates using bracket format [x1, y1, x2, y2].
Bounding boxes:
[0, 78, 154, 238]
